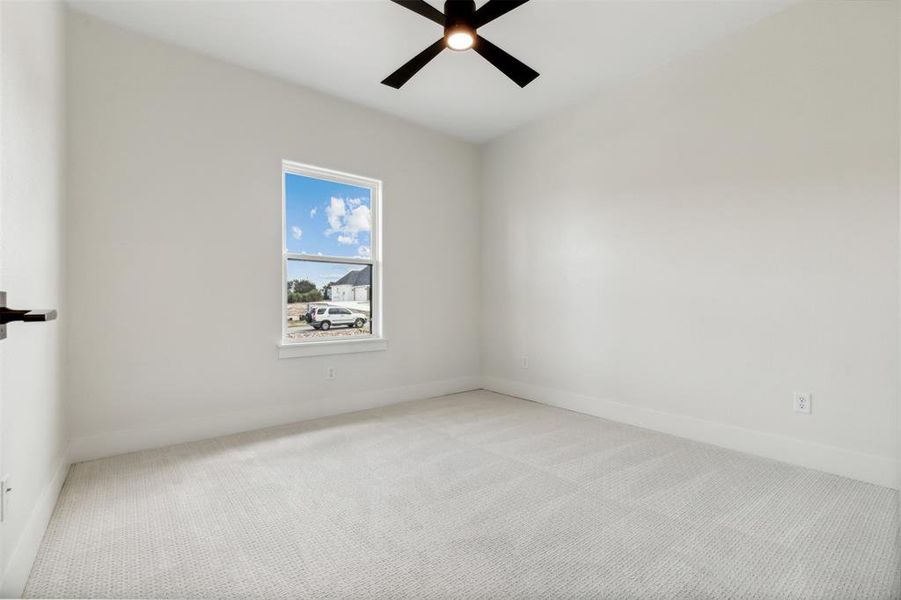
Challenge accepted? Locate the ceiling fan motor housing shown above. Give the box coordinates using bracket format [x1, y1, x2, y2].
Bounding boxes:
[444, 0, 477, 38]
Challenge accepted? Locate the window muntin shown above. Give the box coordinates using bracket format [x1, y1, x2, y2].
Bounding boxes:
[282, 161, 381, 346]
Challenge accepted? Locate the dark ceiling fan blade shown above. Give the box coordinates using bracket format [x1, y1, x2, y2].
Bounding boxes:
[472, 0, 530, 29]
[388, 0, 445, 26]
[381, 38, 447, 88]
[472, 35, 539, 88]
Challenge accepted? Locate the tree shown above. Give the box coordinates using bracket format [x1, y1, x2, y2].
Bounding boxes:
[293, 279, 317, 294]
[287, 279, 317, 294]
[298, 290, 323, 303]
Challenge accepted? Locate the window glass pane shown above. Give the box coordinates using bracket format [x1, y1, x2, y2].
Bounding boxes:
[285, 172, 372, 259]
[286, 260, 373, 340]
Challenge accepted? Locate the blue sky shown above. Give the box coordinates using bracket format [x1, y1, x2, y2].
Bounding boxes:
[285, 173, 371, 258]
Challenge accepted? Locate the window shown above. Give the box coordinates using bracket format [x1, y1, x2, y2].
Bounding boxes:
[280, 161, 384, 358]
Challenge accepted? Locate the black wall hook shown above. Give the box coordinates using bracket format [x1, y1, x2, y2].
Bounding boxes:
[0, 291, 57, 340]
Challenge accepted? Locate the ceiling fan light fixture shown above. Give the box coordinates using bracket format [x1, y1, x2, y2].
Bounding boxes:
[381, 0, 539, 89]
[446, 26, 475, 51]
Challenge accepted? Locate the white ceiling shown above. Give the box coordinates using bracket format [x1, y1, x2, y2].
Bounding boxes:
[68, 0, 790, 143]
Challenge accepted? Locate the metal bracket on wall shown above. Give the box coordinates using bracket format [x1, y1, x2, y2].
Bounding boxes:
[0, 291, 57, 340]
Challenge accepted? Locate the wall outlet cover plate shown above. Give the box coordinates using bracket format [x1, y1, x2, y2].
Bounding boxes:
[793, 392, 812, 414]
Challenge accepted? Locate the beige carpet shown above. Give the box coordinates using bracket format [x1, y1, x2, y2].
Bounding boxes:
[25, 390, 899, 599]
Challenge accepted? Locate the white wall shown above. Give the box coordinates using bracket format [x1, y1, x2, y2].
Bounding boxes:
[65, 13, 481, 460]
[65, 3, 899, 490]
[0, 1, 68, 596]
[481, 1, 899, 487]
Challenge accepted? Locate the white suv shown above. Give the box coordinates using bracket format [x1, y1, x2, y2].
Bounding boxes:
[310, 306, 367, 331]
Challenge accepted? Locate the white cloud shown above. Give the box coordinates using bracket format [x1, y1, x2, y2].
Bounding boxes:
[326, 197, 347, 231]
[291, 225, 303, 240]
[357, 245, 371, 258]
[309, 207, 317, 218]
[324, 197, 371, 245]
[346, 205, 371, 235]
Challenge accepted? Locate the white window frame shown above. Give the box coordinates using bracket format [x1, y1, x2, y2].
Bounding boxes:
[278, 160, 386, 359]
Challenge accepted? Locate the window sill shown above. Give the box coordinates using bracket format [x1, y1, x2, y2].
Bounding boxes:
[278, 337, 388, 359]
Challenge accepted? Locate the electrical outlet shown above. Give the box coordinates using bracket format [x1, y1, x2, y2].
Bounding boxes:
[1, 475, 10, 522]
[326, 367, 335, 380]
[793, 392, 812, 414]
[521, 356, 529, 369]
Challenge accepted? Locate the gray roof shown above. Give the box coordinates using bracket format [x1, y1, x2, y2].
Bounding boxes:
[332, 265, 371, 287]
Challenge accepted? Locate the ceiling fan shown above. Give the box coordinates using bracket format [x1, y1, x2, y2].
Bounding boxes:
[382, 0, 539, 89]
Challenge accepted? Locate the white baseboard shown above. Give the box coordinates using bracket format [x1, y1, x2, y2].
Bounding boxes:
[0, 450, 70, 599]
[69, 376, 482, 463]
[482, 377, 900, 490]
